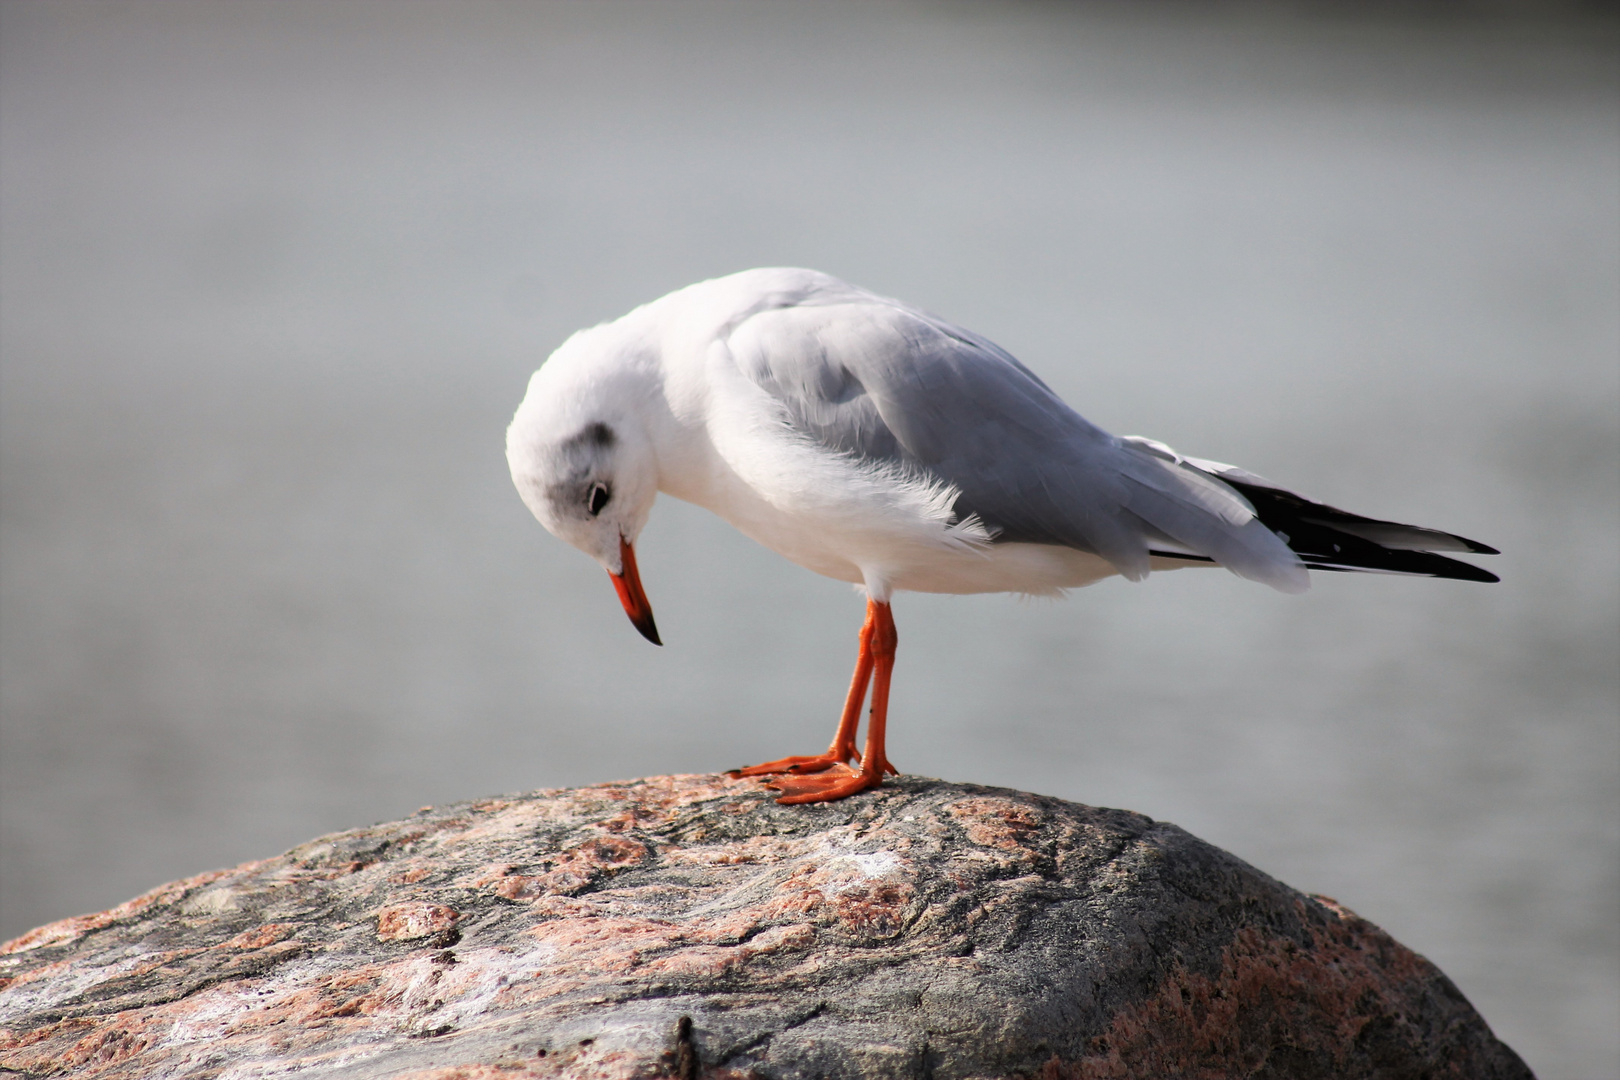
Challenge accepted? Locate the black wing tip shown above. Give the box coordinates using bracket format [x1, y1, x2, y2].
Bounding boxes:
[1441, 557, 1500, 583]
[1216, 475, 1501, 578]
[1303, 556, 1500, 583]
[1423, 562, 1499, 584]
[1219, 475, 1501, 557]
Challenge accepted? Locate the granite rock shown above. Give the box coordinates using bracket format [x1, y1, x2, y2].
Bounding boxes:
[0, 774, 1532, 1079]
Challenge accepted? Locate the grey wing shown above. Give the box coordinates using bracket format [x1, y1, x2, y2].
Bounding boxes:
[727, 295, 1309, 592]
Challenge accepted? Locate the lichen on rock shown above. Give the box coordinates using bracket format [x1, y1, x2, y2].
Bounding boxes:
[0, 774, 1532, 1079]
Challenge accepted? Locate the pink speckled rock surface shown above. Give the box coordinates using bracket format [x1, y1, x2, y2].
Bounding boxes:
[0, 774, 1531, 1079]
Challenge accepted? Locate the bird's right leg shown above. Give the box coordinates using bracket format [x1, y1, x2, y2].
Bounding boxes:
[728, 600, 877, 777]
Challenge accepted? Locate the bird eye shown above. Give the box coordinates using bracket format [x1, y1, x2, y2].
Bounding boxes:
[587, 482, 611, 516]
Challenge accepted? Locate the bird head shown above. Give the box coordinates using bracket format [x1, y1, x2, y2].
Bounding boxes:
[506, 340, 662, 645]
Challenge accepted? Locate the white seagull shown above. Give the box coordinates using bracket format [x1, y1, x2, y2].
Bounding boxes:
[506, 268, 1497, 804]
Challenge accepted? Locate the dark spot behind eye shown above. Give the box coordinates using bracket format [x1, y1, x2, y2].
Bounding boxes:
[588, 482, 611, 516]
[583, 422, 615, 448]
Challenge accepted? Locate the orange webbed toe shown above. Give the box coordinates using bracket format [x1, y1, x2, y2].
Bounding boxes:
[728, 751, 855, 778]
[763, 765, 884, 804]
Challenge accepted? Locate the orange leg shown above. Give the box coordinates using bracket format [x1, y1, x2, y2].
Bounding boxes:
[730, 601, 877, 778]
[734, 599, 899, 805]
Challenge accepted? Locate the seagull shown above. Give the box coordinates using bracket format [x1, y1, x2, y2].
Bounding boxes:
[506, 268, 1497, 804]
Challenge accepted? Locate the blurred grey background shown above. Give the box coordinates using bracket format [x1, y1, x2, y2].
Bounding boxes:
[1, 1, 1615, 1074]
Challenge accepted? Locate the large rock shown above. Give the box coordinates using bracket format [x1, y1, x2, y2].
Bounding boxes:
[0, 774, 1531, 1079]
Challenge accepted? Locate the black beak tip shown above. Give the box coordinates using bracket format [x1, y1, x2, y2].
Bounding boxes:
[634, 618, 663, 647]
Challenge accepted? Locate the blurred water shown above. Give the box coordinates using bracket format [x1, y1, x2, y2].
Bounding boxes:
[1, 2, 1615, 1075]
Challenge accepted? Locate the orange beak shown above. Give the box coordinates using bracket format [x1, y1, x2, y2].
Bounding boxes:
[609, 535, 661, 646]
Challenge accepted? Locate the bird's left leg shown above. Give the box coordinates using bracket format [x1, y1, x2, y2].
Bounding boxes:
[728, 599, 878, 778]
[766, 601, 899, 804]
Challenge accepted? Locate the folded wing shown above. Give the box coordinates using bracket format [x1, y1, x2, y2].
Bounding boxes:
[728, 281, 1493, 591]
